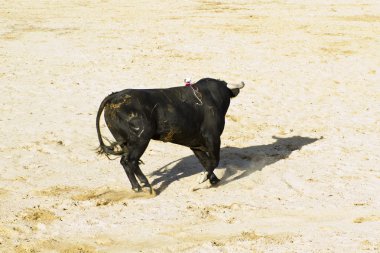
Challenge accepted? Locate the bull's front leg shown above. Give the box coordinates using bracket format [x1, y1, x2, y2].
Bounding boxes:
[205, 135, 221, 185]
[206, 146, 221, 185]
[191, 137, 221, 185]
[191, 149, 210, 183]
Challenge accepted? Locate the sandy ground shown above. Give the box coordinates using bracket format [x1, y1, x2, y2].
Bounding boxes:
[1, 0, 380, 252]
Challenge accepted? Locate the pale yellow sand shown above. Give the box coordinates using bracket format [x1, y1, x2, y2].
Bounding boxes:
[1, 0, 379, 252]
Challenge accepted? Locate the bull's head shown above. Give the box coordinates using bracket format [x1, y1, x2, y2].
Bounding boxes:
[227, 81, 245, 97]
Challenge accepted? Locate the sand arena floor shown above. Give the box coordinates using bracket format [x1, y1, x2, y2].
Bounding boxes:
[0, 0, 379, 252]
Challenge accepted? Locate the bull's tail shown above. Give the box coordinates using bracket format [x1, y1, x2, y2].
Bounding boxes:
[96, 93, 125, 157]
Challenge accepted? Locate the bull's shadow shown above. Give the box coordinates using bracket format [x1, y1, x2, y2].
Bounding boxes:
[149, 136, 319, 194]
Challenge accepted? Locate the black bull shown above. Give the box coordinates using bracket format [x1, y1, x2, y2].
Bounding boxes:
[96, 78, 245, 192]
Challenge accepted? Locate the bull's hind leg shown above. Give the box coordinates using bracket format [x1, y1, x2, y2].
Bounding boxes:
[134, 166, 152, 193]
[123, 139, 152, 193]
[120, 154, 141, 192]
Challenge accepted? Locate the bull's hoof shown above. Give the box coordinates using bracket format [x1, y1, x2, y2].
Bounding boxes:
[131, 186, 157, 198]
[197, 171, 208, 184]
[209, 174, 220, 185]
[132, 187, 142, 193]
[141, 185, 154, 195]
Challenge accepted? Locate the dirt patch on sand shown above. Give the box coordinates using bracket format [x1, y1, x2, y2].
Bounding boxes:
[353, 215, 380, 224]
[36, 185, 80, 197]
[14, 239, 96, 253]
[22, 208, 59, 224]
[71, 187, 155, 206]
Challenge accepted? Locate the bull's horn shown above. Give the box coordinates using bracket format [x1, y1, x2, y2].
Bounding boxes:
[227, 81, 245, 89]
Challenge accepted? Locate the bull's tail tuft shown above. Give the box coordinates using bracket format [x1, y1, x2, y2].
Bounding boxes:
[96, 141, 125, 160]
[97, 137, 124, 154]
[96, 145, 112, 156]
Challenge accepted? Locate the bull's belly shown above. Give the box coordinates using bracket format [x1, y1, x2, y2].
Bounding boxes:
[153, 130, 204, 148]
